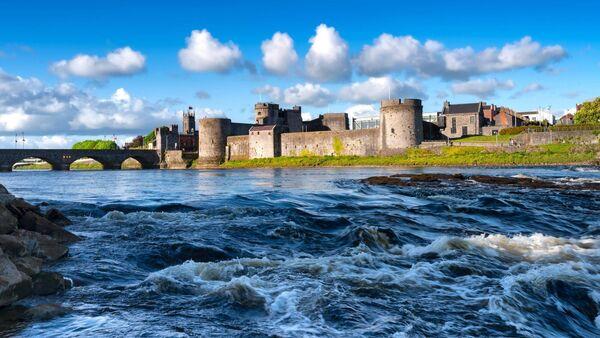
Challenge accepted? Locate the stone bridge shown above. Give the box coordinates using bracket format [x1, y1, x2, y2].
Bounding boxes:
[0, 149, 160, 171]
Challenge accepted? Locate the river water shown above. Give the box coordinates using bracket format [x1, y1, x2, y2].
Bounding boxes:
[1, 166, 599, 337]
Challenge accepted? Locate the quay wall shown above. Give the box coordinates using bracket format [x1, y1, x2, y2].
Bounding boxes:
[281, 128, 380, 157]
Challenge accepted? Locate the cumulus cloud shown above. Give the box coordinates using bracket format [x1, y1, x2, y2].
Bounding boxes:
[510, 82, 545, 99]
[252, 83, 334, 107]
[261, 32, 298, 75]
[283, 83, 334, 107]
[451, 78, 515, 98]
[338, 76, 427, 103]
[198, 108, 226, 118]
[51, 47, 146, 79]
[305, 24, 351, 82]
[252, 85, 283, 102]
[178, 29, 243, 73]
[0, 69, 178, 136]
[195, 90, 210, 99]
[357, 35, 566, 79]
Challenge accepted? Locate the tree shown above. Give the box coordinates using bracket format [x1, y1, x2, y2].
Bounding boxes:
[72, 140, 118, 150]
[574, 97, 600, 124]
[143, 130, 156, 146]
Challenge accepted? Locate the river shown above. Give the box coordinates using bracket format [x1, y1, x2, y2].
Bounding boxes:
[1, 166, 599, 337]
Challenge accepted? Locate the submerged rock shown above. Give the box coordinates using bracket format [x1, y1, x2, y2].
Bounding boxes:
[45, 208, 72, 227]
[362, 173, 600, 190]
[32, 271, 69, 296]
[25, 303, 70, 321]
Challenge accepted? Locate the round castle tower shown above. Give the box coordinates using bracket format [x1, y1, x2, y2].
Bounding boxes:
[379, 98, 423, 154]
[198, 118, 231, 164]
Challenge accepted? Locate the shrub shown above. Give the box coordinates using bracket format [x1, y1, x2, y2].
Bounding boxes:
[332, 137, 344, 156]
[143, 130, 156, 146]
[72, 140, 118, 150]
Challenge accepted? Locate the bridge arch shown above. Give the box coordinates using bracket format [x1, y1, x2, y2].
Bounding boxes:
[121, 156, 155, 169]
[11, 157, 60, 171]
[69, 156, 106, 170]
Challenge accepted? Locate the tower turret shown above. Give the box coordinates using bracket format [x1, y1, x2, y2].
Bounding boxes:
[379, 98, 423, 154]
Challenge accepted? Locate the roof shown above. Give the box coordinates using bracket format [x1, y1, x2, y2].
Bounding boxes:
[249, 125, 277, 131]
[444, 103, 481, 114]
[560, 113, 574, 119]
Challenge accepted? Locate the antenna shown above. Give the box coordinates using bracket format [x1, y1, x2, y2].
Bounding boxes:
[14, 133, 17, 149]
[21, 132, 25, 149]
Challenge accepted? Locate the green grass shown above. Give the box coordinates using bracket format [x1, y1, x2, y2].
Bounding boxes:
[221, 144, 599, 169]
[454, 134, 513, 143]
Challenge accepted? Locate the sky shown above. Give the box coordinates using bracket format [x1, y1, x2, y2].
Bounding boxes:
[0, 0, 599, 148]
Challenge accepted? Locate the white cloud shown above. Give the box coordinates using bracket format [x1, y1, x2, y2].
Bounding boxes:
[51, 47, 146, 79]
[357, 35, 566, 79]
[339, 76, 426, 103]
[511, 82, 545, 98]
[305, 24, 351, 82]
[451, 78, 515, 98]
[178, 29, 242, 73]
[283, 83, 334, 107]
[253, 83, 335, 107]
[261, 32, 298, 75]
[252, 85, 283, 102]
[0, 69, 179, 136]
[198, 108, 226, 118]
[345, 104, 379, 120]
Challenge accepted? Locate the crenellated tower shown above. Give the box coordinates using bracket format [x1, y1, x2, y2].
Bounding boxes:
[379, 98, 423, 154]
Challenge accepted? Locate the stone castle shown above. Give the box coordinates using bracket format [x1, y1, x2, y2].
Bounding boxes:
[152, 98, 426, 166]
[162, 98, 424, 166]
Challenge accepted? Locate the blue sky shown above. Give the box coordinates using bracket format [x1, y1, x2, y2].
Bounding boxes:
[0, 0, 598, 147]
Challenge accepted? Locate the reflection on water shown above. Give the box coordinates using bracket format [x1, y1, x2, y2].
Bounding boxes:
[0, 166, 599, 337]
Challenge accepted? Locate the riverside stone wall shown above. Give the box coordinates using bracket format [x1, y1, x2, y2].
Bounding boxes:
[515, 130, 599, 146]
[226, 135, 249, 161]
[281, 129, 380, 157]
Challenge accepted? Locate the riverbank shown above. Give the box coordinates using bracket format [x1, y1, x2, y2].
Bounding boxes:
[221, 143, 600, 169]
[0, 185, 78, 332]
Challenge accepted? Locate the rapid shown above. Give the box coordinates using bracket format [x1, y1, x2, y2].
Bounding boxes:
[1, 166, 599, 337]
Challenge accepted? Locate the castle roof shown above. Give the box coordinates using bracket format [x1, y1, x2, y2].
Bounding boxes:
[250, 125, 277, 131]
[443, 102, 482, 114]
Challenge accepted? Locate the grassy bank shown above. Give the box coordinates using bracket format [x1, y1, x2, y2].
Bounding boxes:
[454, 134, 513, 143]
[221, 144, 600, 169]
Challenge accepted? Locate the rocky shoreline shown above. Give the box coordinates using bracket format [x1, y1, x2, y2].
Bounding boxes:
[361, 173, 600, 190]
[0, 184, 78, 331]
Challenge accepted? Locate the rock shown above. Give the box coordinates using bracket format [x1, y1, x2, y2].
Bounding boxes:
[0, 248, 32, 307]
[32, 271, 69, 296]
[19, 211, 80, 243]
[0, 185, 15, 205]
[6, 198, 40, 218]
[25, 303, 70, 321]
[361, 176, 412, 186]
[12, 256, 43, 277]
[0, 204, 18, 234]
[0, 235, 28, 257]
[13, 229, 69, 262]
[45, 208, 72, 227]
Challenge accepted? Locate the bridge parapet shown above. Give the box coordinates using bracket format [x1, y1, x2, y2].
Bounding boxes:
[0, 149, 160, 171]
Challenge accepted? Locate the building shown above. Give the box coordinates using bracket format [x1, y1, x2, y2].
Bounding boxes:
[352, 116, 380, 130]
[254, 103, 303, 132]
[304, 113, 349, 131]
[437, 101, 486, 138]
[517, 107, 556, 125]
[558, 113, 574, 125]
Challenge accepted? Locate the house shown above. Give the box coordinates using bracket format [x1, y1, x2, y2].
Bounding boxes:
[437, 101, 486, 138]
[517, 107, 556, 125]
[558, 113, 574, 125]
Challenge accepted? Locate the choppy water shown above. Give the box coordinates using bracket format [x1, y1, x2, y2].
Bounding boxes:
[1, 166, 599, 337]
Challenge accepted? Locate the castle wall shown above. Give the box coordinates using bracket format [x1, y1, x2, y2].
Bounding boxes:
[231, 123, 254, 136]
[198, 118, 231, 164]
[226, 135, 249, 161]
[249, 126, 281, 159]
[281, 129, 379, 157]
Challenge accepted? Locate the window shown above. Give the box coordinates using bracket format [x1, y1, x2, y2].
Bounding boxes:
[450, 117, 457, 134]
[469, 116, 475, 124]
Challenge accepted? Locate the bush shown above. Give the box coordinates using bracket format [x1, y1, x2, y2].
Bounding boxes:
[143, 130, 156, 146]
[72, 140, 118, 150]
[574, 97, 600, 124]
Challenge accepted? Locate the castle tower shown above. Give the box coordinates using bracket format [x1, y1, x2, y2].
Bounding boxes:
[379, 98, 423, 154]
[198, 118, 231, 164]
[254, 103, 279, 125]
[183, 106, 196, 135]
